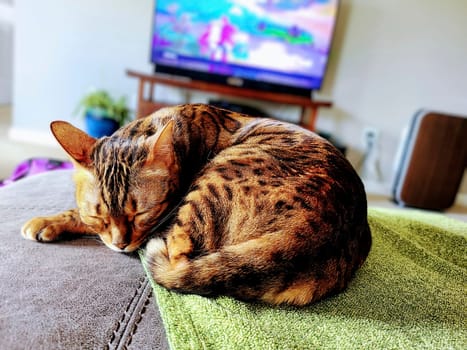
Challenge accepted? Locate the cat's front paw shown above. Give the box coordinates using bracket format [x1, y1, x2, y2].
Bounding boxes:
[21, 216, 65, 242]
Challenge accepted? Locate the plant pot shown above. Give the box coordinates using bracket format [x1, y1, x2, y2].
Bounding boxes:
[85, 110, 120, 138]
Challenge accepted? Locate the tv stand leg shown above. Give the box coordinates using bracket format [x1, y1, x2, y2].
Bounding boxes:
[299, 107, 318, 131]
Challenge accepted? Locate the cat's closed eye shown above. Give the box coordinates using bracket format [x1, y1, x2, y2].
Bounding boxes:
[133, 212, 158, 229]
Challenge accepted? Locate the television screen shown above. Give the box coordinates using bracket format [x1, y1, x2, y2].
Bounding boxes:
[150, 0, 339, 96]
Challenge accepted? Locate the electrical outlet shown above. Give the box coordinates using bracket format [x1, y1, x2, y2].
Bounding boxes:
[362, 127, 380, 153]
[361, 127, 382, 182]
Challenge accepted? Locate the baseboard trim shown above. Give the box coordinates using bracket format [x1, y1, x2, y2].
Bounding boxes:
[8, 126, 58, 147]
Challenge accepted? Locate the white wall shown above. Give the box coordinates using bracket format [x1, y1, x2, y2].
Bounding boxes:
[318, 0, 467, 187]
[0, 0, 14, 104]
[12, 0, 153, 133]
[11, 0, 467, 193]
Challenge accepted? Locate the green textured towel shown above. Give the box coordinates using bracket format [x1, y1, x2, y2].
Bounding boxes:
[141, 208, 467, 350]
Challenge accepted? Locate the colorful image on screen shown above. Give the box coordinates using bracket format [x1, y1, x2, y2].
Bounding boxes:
[151, 0, 339, 91]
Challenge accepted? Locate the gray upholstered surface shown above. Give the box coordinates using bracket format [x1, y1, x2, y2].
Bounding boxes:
[0, 170, 169, 350]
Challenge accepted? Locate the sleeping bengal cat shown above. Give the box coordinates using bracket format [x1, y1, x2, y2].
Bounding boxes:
[22, 104, 371, 306]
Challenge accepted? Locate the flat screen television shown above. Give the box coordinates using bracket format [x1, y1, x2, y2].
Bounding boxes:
[150, 0, 339, 97]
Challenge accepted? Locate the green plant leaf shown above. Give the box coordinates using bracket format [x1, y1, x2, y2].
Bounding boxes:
[75, 89, 131, 126]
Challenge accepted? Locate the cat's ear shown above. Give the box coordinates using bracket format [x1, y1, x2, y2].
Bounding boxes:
[146, 120, 175, 168]
[50, 121, 96, 166]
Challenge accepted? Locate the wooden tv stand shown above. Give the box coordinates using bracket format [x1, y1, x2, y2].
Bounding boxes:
[127, 69, 332, 130]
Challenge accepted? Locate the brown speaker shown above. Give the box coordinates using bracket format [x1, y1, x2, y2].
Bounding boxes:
[392, 110, 467, 210]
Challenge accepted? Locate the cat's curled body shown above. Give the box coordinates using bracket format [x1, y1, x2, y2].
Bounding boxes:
[22, 104, 371, 306]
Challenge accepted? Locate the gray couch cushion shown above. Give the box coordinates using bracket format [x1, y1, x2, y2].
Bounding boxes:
[0, 170, 168, 350]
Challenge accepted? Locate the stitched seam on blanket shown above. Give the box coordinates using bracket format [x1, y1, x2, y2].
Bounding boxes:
[123, 283, 153, 348]
[105, 277, 150, 350]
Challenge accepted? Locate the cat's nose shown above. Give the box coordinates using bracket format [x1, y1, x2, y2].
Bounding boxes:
[113, 242, 129, 250]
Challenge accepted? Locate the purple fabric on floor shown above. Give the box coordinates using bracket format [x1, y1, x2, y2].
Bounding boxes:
[0, 158, 73, 187]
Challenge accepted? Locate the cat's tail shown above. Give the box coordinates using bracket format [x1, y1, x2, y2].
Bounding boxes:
[145, 236, 336, 306]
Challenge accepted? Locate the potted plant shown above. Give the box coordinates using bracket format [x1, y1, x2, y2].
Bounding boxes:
[76, 90, 131, 138]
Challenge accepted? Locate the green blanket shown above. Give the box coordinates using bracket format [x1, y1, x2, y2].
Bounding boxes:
[141, 208, 467, 350]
